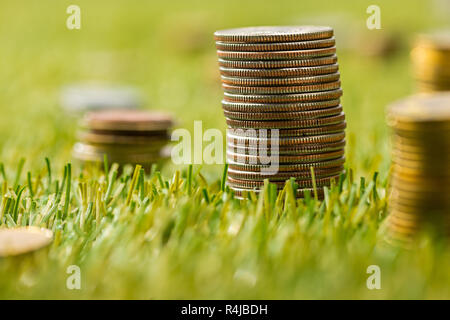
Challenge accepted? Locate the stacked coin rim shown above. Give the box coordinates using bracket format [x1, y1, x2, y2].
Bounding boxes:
[73, 110, 173, 168]
[386, 93, 450, 244]
[215, 26, 346, 198]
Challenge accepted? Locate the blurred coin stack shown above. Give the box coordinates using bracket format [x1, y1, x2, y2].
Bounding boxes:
[60, 84, 142, 113]
[386, 93, 450, 245]
[73, 110, 173, 170]
[411, 31, 450, 92]
[214, 26, 346, 198]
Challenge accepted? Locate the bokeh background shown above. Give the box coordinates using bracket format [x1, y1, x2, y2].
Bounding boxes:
[1, 0, 449, 180]
[1, 0, 450, 300]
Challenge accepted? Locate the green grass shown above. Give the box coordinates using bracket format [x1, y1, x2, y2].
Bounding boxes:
[0, 0, 450, 299]
[0, 161, 449, 299]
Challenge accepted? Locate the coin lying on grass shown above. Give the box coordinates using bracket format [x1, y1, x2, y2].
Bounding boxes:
[0, 227, 53, 258]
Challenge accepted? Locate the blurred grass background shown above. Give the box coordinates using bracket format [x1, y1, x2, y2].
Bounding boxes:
[0, 0, 450, 299]
[1, 0, 448, 176]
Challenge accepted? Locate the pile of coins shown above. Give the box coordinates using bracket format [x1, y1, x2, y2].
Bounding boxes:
[73, 110, 173, 170]
[411, 31, 450, 92]
[386, 93, 450, 244]
[214, 26, 346, 198]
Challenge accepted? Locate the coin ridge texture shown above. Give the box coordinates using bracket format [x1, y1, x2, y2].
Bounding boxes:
[215, 25, 345, 198]
[214, 26, 334, 43]
[215, 37, 336, 51]
[218, 55, 338, 69]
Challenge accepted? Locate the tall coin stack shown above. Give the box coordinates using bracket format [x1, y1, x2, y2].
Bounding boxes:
[214, 26, 346, 198]
[386, 93, 450, 245]
[411, 31, 450, 92]
[73, 110, 173, 171]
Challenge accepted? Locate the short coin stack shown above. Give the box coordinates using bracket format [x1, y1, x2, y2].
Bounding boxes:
[60, 84, 141, 113]
[214, 26, 346, 198]
[411, 31, 450, 92]
[73, 110, 173, 170]
[386, 93, 450, 245]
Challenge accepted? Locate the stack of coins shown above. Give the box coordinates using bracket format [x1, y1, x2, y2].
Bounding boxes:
[73, 110, 173, 170]
[386, 93, 450, 245]
[411, 31, 450, 92]
[60, 84, 142, 113]
[214, 26, 346, 198]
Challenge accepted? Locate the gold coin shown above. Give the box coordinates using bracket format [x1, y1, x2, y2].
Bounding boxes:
[0, 227, 53, 258]
[387, 93, 450, 126]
